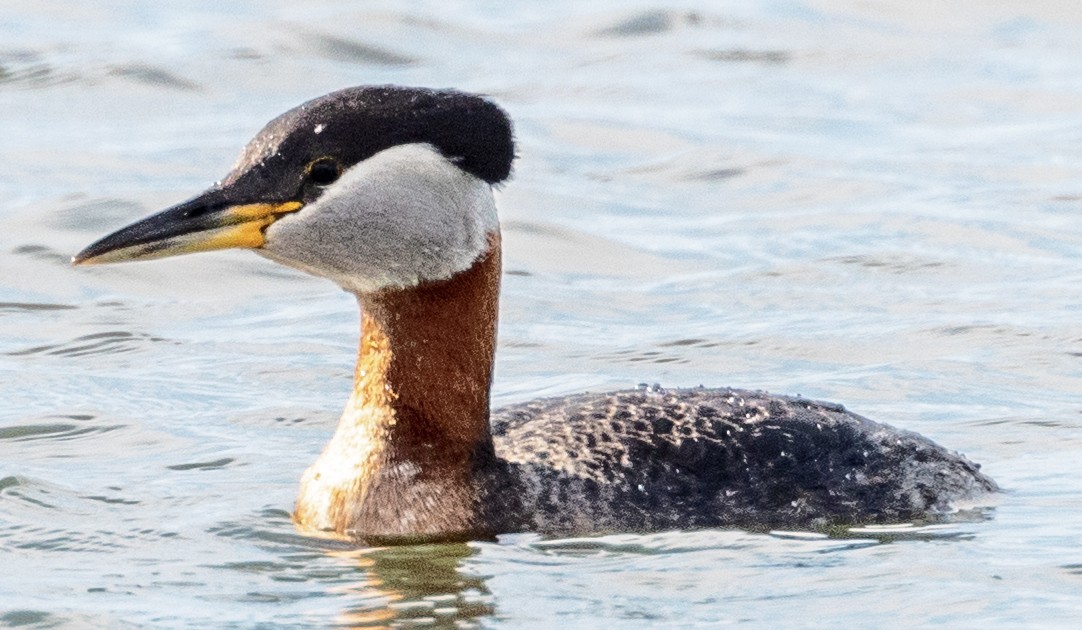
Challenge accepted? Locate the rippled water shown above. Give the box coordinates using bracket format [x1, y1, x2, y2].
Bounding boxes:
[2, 1, 1081, 627]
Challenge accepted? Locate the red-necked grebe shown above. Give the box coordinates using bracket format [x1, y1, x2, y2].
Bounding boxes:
[74, 86, 996, 543]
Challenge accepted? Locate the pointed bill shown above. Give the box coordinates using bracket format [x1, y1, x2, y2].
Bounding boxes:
[72, 192, 302, 266]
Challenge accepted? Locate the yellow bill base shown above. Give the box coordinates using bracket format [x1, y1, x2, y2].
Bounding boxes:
[72, 201, 302, 266]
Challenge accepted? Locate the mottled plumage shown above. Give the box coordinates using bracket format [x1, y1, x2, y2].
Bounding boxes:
[489, 387, 995, 533]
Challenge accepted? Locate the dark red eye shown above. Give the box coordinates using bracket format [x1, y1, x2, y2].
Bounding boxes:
[308, 158, 340, 186]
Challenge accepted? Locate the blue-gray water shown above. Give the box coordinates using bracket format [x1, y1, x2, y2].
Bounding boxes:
[2, 1, 1081, 627]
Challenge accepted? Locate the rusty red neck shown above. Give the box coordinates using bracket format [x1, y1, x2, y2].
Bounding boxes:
[354, 234, 501, 465]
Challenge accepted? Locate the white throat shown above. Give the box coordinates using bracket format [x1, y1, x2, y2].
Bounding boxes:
[260, 143, 499, 294]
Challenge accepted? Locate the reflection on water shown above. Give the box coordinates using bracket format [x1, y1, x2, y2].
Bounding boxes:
[334, 544, 492, 629]
[306, 520, 988, 629]
[2, 0, 1082, 627]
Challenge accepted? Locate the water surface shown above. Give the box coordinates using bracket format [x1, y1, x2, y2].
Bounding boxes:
[2, 1, 1082, 627]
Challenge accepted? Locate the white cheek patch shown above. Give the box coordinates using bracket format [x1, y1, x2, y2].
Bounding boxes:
[261, 143, 498, 294]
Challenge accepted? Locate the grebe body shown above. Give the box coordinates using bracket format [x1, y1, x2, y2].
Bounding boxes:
[75, 86, 996, 542]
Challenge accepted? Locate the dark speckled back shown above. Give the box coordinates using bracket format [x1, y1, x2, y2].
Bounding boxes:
[487, 387, 995, 534]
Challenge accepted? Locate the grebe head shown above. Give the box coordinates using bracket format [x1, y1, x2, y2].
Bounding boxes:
[73, 86, 515, 292]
